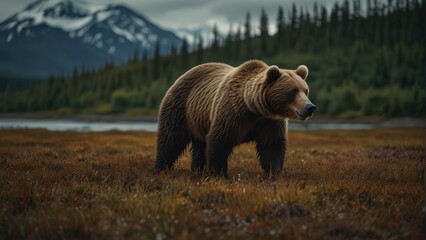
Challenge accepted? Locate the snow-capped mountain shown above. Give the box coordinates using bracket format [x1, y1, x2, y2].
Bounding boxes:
[0, 0, 182, 77]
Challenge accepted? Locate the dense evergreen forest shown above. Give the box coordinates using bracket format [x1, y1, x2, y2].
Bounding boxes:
[0, 0, 424, 117]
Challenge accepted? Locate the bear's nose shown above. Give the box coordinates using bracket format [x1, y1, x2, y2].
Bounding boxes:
[305, 103, 316, 115]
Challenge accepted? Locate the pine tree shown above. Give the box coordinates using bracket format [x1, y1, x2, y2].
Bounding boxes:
[197, 35, 204, 63]
[297, 7, 306, 49]
[234, 24, 242, 59]
[367, 0, 372, 16]
[244, 12, 251, 40]
[152, 40, 161, 80]
[225, 25, 234, 59]
[320, 5, 328, 27]
[212, 24, 220, 50]
[319, 5, 329, 48]
[277, 6, 285, 35]
[132, 48, 139, 63]
[169, 45, 177, 58]
[180, 37, 189, 69]
[290, 3, 298, 46]
[260, 8, 269, 56]
[276, 6, 285, 50]
[141, 48, 148, 79]
[341, 0, 350, 42]
[244, 11, 252, 58]
[352, 0, 363, 44]
[235, 24, 242, 42]
[329, 2, 340, 45]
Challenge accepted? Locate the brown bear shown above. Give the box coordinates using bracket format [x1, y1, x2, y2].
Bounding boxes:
[155, 60, 316, 179]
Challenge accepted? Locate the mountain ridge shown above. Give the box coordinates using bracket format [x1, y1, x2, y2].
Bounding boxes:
[0, 0, 182, 77]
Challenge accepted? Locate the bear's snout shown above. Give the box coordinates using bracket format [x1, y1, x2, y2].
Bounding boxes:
[296, 102, 316, 120]
[305, 103, 316, 116]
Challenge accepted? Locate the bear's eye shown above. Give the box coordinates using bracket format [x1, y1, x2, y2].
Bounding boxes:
[305, 90, 309, 96]
[291, 88, 298, 94]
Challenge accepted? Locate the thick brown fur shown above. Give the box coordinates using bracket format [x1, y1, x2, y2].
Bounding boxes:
[155, 60, 315, 179]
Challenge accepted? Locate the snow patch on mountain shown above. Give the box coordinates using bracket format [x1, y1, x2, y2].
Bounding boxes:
[132, 17, 146, 28]
[7, 33, 13, 42]
[16, 21, 31, 33]
[109, 21, 135, 42]
[6, 1, 114, 34]
[24, 0, 104, 17]
[96, 11, 114, 22]
[45, 16, 92, 31]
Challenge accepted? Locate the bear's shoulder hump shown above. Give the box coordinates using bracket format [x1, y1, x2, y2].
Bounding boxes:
[236, 60, 268, 75]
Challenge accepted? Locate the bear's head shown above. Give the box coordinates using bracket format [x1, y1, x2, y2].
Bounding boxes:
[262, 65, 316, 120]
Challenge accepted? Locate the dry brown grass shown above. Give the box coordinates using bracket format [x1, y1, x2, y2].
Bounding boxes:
[0, 128, 424, 239]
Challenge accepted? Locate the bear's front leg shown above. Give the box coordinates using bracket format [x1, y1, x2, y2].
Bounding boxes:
[256, 140, 285, 180]
[255, 120, 287, 180]
[205, 120, 238, 179]
[206, 138, 234, 179]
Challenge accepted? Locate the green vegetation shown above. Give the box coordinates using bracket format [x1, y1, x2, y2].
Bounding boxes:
[0, 128, 423, 239]
[0, 0, 424, 117]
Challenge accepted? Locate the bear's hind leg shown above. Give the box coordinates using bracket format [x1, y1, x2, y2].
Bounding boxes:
[155, 122, 190, 172]
[191, 140, 206, 174]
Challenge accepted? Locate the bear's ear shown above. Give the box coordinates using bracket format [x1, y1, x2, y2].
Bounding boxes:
[295, 65, 309, 80]
[266, 66, 282, 83]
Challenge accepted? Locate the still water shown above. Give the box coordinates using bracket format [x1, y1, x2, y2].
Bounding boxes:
[0, 118, 157, 132]
[0, 118, 423, 132]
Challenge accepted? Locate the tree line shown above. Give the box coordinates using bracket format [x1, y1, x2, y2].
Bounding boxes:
[0, 0, 424, 117]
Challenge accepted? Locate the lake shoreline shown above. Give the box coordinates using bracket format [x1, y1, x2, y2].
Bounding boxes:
[0, 113, 424, 132]
[0, 113, 158, 122]
[0, 113, 424, 124]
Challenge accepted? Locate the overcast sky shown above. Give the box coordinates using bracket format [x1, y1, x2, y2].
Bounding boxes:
[1, 0, 346, 34]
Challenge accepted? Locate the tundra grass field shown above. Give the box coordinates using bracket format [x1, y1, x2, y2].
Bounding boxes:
[0, 128, 424, 239]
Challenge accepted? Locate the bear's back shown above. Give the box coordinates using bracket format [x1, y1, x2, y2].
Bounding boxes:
[183, 63, 233, 140]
